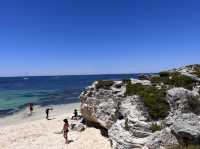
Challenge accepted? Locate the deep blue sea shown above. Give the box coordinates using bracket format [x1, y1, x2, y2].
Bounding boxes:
[0, 74, 137, 116]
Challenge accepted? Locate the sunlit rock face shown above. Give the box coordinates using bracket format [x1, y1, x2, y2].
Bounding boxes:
[80, 65, 200, 149]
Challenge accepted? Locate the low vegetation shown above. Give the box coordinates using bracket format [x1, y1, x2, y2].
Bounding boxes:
[150, 72, 194, 90]
[159, 71, 170, 77]
[171, 145, 200, 149]
[192, 65, 200, 77]
[125, 83, 170, 120]
[124, 118, 130, 131]
[96, 80, 114, 90]
[111, 114, 117, 122]
[150, 123, 162, 132]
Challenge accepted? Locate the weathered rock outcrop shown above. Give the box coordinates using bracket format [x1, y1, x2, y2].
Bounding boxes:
[80, 65, 200, 149]
[80, 81, 123, 129]
[144, 128, 179, 149]
[109, 120, 149, 149]
[167, 87, 199, 112]
[108, 95, 152, 149]
[170, 113, 200, 145]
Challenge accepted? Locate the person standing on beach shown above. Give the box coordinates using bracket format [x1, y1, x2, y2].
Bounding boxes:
[45, 108, 53, 120]
[63, 119, 69, 144]
[29, 103, 33, 114]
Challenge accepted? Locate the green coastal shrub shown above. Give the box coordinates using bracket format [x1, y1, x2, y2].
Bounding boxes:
[150, 76, 163, 84]
[125, 83, 170, 120]
[193, 66, 200, 77]
[111, 114, 117, 121]
[124, 118, 130, 131]
[150, 72, 194, 90]
[96, 80, 114, 90]
[150, 123, 162, 132]
[170, 145, 200, 149]
[170, 72, 194, 90]
[159, 71, 170, 77]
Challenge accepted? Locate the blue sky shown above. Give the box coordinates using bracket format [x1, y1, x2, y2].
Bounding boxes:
[0, 0, 200, 76]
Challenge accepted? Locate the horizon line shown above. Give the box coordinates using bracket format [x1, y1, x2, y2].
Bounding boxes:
[0, 72, 157, 78]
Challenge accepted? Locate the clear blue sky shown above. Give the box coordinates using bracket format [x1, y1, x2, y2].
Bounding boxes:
[0, 0, 200, 76]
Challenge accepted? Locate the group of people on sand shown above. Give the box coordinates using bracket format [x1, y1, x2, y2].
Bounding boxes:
[63, 109, 81, 144]
[28, 103, 53, 120]
[63, 109, 83, 144]
[28, 103, 81, 144]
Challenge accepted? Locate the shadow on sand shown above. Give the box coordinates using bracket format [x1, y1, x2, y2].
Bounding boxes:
[46, 118, 56, 120]
[83, 120, 108, 137]
[68, 140, 74, 144]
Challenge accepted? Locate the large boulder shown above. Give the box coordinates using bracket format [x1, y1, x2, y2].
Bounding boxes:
[108, 95, 152, 149]
[80, 81, 123, 129]
[144, 128, 179, 149]
[170, 113, 200, 145]
[167, 88, 199, 112]
[108, 120, 148, 149]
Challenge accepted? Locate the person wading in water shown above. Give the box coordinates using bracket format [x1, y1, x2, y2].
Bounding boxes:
[29, 103, 33, 114]
[45, 108, 53, 120]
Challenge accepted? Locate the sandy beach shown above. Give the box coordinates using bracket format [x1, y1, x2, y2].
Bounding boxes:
[0, 103, 111, 149]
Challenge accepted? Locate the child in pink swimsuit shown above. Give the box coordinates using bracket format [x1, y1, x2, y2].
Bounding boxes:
[63, 119, 69, 144]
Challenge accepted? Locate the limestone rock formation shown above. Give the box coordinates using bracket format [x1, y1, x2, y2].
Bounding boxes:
[167, 87, 199, 112]
[109, 120, 148, 149]
[80, 81, 123, 129]
[170, 113, 200, 145]
[144, 128, 179, 149]
[80, 65, 200, 149]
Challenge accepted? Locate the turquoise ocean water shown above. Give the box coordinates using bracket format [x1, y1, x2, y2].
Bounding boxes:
[0, 74, 136, 116]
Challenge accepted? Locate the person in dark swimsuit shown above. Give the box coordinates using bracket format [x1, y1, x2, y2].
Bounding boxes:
[45, 108, 53, 120]
[29, 103, 33, 114]
[71, 109, 78, 120]
[63, 119, 69, 144]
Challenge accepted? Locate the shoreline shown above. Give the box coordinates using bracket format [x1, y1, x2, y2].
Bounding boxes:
[0, 102, 80, 127]
[0, 100, 80, 117]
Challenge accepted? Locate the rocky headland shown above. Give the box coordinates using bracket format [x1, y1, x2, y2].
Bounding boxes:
[80, 64, 200, 149]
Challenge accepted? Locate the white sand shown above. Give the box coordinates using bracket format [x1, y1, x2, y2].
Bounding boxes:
[0, 103, 111, 149]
